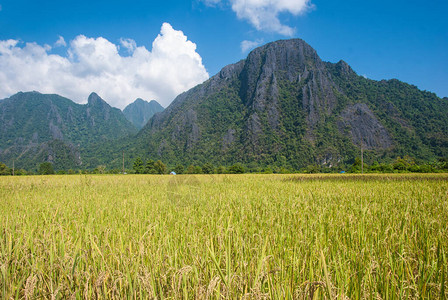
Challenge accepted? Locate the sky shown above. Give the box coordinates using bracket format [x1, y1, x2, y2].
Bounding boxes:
[0, 0, 447, 109]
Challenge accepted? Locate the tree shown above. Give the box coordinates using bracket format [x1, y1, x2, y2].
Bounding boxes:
[262, 167, 273, 174]
[369, 161, 380, 172]
[228, 163, 245, 174]
[216, 166, 226, 174]
[94, 165, 106, 174]
[154, 160, 167, 174]
[186, 165, 195, 174]
[145, 159, 156, 174]
[38, 162, 55, 175]
[393, 156, 413, 171]
[0, 162, 11, 175]
[202, 163, 214, 174]
[393, 157, 407, 171]
[439, 158, 448, 170]
[185, 165, 202, 174]
[133, 157, 144, 174]
[349, 158, 367, 173]
[193, 166, 203, 174]
[173, 164, 184, 174]
[15, 169, 29, 176]
[305, 164, 320, 174]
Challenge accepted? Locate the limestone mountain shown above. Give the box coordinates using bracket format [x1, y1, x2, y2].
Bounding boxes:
[0, 91, 137, 170]
[123, 98, 164, 129]
[137, 39, 448, 169]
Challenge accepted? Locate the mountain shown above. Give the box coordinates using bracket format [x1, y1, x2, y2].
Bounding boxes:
[123, 98, 164, 129]
[137, 39, 448, 169]
[0, 92, 137, 170]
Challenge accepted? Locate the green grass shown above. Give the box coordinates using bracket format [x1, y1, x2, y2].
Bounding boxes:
[1, 174, 447, 299]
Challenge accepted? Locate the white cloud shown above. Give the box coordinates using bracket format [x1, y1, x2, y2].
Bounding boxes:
[241, 39, 263, 53]
[0, 23, 209, 108]
[202, 0, 313, 36]
[202, 0, 222, 6]
[119, 38, 137, 53]
[54, 36, 67, 47]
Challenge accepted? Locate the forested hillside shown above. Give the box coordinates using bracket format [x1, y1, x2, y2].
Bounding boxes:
[0, 92, 137, 170]
[136, 39, 448, 170]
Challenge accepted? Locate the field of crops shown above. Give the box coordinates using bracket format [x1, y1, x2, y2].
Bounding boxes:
[1, 174, 447, 299]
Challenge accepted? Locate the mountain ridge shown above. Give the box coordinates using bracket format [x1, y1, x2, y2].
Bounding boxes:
[0, 91, 137, 170]
[123, 98, 164, 129]
[1, 38, 446, 171]
[137, 38, 448, 169]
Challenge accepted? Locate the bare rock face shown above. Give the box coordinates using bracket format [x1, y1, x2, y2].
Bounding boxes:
[339, 103, 393, 150]
[184, 109, 200, 149]
[49, 121, 63, 140]
[222, 128, 236, 150]
[301, 70, 338, 133]
[141, 39, 394, 166]
[239, 39, 338, 142]
[138, 38, 447, 168]
[164, 107, 201, 151]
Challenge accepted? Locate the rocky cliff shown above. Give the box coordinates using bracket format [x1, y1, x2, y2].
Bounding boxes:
[138, 39, 448, 168]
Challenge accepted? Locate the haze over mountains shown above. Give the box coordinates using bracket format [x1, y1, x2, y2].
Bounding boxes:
[1, 39, 447, 171]
[123, 99, 164, 129]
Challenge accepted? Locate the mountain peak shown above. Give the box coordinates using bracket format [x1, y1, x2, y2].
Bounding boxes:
[87, 92, 108, 107]
[335, 60, 355, 76]
[251, 38, 311, 52]
[0, 91, 137, 170]
[123, 98, 164, 129]
[249, 38, 319, 63]
[138, 38, 448, 169]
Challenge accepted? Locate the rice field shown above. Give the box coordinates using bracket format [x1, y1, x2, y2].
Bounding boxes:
[0, 173, 447, 299]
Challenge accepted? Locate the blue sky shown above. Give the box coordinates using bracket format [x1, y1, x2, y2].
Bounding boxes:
[0, 0, 447, 108]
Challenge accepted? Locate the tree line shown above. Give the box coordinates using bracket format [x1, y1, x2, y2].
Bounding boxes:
[1, 156, 448, 175]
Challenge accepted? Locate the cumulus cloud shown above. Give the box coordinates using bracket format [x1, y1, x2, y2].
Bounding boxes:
[54, 36, 67, 47]
[203, 0, 313, 36]
[241, 39, 263, 53]
[119, 38, 137, 53]
[0, 23, 209, 108]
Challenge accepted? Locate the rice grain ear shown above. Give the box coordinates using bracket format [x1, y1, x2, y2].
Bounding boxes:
[51, 286, 61, 300]
[206, 276, 221, 299]
[24, 274, 37, 300]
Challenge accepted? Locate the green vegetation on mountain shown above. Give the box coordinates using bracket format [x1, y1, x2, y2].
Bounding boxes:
[136, 39, 448, 170]
[0, 92, 137, 170]
[0, 39, 447, 172]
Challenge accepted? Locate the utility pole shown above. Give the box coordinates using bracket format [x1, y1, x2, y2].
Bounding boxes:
[12, 159, 15, 176]
[122, 151, 125, 174]
[361, 140, 364, 174]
